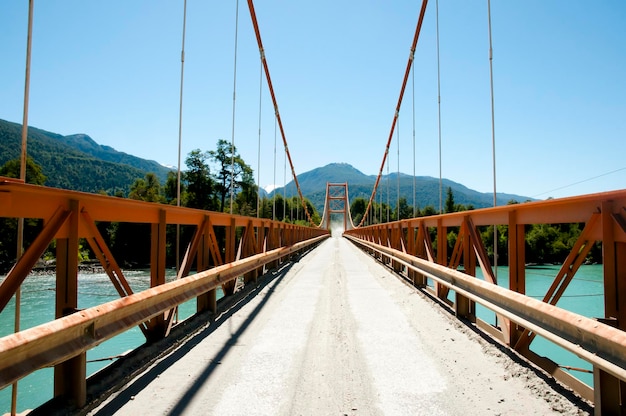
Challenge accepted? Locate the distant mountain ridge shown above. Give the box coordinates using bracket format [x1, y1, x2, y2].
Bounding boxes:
[0, 118, 172, 194]
[271, 162, 533, 213]
[1, 119, 532, 211]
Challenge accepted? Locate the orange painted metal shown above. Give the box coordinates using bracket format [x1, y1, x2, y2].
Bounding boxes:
[359, 0, 430, 227]
[345, 188, 626, 407]
[0, 206, 70, 312]
[245, 0, 316, 226]
[320, 183, 355, 231]
[0, 180, 328, 310]
[343, 234, 626, 380]
[0, 179, 328, 406]
[0, 235, 328, 390]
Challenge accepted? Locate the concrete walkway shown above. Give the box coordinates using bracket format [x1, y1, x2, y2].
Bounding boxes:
[88, 237, 587, 415]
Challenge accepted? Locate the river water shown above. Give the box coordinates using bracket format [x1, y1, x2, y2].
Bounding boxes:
[0, 264, 604, 413]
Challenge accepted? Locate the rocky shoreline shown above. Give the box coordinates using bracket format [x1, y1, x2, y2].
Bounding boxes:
[29, 260, 106, 275]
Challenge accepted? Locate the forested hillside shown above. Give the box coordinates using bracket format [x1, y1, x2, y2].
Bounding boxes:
[273, 163, 533, 213]
[0, 119, 171, 194]
[0, 121, 599, 271]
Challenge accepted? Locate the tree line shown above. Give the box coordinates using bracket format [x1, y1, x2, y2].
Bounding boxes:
[349, 186, 602, 266]
[0, 139, 320, 272]
[0, 143, 601, 271]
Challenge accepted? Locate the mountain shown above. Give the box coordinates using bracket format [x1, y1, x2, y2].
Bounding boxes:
[0, 119, 172, 194]
[0, 119, 532, 212]
[271, 162, 533, 213]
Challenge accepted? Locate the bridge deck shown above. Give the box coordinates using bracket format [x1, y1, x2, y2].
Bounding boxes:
[87, 237, 584, 415]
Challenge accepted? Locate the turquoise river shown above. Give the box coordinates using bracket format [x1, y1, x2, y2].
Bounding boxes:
[0, 264, 605, 413]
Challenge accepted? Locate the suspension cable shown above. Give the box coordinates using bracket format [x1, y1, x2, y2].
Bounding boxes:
[256, 55, 263, 218]
[283, 145, 287, 220]
[230, 0, 240, 215]
[176, 0, 187, 214]
[173, 0, 188, 327]
[487, 0, 498, 279]
[246, 0, 317, 226]
[387, 154, 390, 222]
[13, 1, 34, 413]
[272, 116, 276, 221]
[379, 188, 383, 225]
[397, 116, 400, 220]
[436, 0, 443, 214]
[412, 63, 417, 217]
[357, 0, 429, 228]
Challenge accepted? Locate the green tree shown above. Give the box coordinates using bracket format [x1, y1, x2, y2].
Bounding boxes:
[184, 149, 216, 210]
[526, 224, 559, 264]
[395, 197, 413, 220]
[480, 224, 508, 265]
[259, 196, 272, 219]
[0, 158, 47, 272]
[421, 205, 438, 217]
[234, 162, 257, 216]
[164, 170, 184, 205]
[129, 172, 164, 203]
[111, 172, 166, 269]
[350, 197, 367, 226]
[0, 156, 47, 185]
[444, 187, 455, 214]
[273, 194, 285, 221]
[209, 139, 253, 213]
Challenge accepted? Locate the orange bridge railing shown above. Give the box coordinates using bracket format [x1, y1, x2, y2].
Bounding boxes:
[344, 189, 626, 413]
[0, 178, 328, 408]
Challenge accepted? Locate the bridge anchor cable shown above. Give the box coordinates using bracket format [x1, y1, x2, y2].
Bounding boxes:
[358, 0, 429, 228]
[246, 0, 318, 227]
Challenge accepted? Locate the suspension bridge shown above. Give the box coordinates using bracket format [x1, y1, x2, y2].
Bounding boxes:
[1, 1, 626, 415]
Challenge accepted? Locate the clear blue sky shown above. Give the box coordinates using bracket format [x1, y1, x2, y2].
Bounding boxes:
[1, 1, 625, 200]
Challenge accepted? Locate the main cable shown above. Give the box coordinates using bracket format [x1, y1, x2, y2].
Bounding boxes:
[487, 0, 498, 279]
[436, 0, 443, 214]
[357, 0, 429, 228]
[246, 0, 317, 226]
[14, 1, 34, 413]
[412, 61, 417, 217]
[397, 116, 400, 220]
[230, 0, 240, 215]
[256, 52, 263, 218]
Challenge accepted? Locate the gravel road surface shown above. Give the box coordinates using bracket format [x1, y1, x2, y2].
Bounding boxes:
[88, 236, 589, 415]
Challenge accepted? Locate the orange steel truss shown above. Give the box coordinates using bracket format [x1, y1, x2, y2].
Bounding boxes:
[0, 179, 328, 408]
[344, 189, 626, 414]
[319, 183, 355, 231]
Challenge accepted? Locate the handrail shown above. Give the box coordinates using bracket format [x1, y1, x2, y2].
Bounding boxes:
[344, 235, 626, 382]
[0, 235, 327, 389]
[0, 179, 329, 408]
[343, 188, 626, 408]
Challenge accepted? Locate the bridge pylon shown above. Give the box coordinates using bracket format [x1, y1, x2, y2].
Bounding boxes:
[319, 182, 356, 233]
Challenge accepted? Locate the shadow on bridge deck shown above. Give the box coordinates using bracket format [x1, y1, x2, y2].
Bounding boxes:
[33, 250, 309, 416]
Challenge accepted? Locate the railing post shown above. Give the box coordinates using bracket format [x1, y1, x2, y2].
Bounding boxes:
[267, 222, 277, 270]
[256, 223, 266, 277]
[455, 220, 475, 320]
[197, 217, 217, 314]
[413, 222, 428, 287]
[222, 218, 237, 296]
[407, 224, 417, 285]
[147, 209, 167, 340]
[593, 202, 625, 414]
[436, 219, 447, 300]
[243, 220, 258, 285]
[382, 228, 390, 266]
[391, 223, 402, 273]
[507, 210, 526, 347]
[54, 200, 86, 407]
